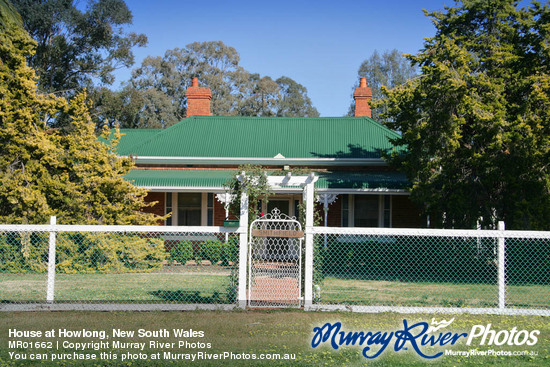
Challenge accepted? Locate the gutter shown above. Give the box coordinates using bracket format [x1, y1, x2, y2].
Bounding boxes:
[144, 186, 409, 195]
[131, 156, 388, 167]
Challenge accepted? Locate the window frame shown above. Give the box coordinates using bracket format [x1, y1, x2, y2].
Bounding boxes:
[165, 192, 214, 226]
[342, 194, 392, 228]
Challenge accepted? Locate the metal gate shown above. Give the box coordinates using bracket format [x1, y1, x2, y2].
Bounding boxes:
[248, 208, 303, 307]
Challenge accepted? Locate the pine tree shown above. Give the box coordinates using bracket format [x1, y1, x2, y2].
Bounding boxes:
[0, 14, 159, 224]
[381, 0, 550, 230]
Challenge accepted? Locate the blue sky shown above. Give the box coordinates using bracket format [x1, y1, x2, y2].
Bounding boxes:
[118, 0, 450, 116]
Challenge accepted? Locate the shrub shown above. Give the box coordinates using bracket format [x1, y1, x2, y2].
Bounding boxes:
[170, 240, 194, 265]
[200, 240, 223, 264]
[55, 233, 167, 273]
[221, 236, 239, 266]
[0, 232, 48, 273]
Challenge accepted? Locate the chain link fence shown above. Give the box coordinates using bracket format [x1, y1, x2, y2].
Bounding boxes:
[1, 221, 549, 315]
[0, 224, 239, 310]
[310, 226, 550, 315]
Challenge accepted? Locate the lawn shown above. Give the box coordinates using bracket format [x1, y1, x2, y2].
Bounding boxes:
[1, 265, 234, 303]
[2, 271, 548, 309]
[0, 310, 548, 366]
[318, 277, 550, 309]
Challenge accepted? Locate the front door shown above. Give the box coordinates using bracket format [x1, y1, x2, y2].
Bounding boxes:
[267, 200, 290, 216]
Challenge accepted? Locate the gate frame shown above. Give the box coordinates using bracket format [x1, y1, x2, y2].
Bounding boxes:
[247, 208, 304, 308]
[236, 172, 317, 309]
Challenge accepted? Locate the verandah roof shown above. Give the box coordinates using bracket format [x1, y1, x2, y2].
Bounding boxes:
[125, 169, 409, 192]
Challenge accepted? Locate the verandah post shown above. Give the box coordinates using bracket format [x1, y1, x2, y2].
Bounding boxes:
[498, 221, 506, 310]
[303, 173, 316, 309]
[237, 184, 249, 309]
[46, 216, 56, 303]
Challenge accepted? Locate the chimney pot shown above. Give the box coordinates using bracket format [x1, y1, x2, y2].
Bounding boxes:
[192, 77, 199, 87]
[360, 77, 367, 88]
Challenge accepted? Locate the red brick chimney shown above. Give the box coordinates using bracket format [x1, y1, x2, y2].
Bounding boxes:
[186, 77, 212, 117]
[353, 77, 372, 118]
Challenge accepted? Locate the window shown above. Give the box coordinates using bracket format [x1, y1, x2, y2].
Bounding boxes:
[165, 193, 173, 226]
[177, 193, 202, 226]
[165, 193, 215, 226]
[342, 194, 392, 227]
[354, 195, 379, 227]
[206, 193, 214, 226]
[341, 194, 349, 227]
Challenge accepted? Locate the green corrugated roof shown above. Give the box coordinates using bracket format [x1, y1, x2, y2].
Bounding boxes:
[116, 116, 402, 159]
[125, 169, 409, 190]
[125, 169, 234, 188]
[115, 129, 162, 155]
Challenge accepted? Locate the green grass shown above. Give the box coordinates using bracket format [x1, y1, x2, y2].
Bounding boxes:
[319, 277, 550, 308]
[1, 265, 233, 303]
[0, 311, 549, 366]
[2, 271, 549, 309]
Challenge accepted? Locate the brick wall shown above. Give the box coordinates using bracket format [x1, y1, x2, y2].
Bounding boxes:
[213, 197, 226, 226]
[319, 196, 342, 227]
[143, 192, 166, 225]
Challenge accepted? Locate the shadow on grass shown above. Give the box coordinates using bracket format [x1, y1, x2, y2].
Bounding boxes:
[150, 290, 226, 304]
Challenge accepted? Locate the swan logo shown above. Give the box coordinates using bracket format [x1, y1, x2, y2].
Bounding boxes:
[426, 318, 455, 334]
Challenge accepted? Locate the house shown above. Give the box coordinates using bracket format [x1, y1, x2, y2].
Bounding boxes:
[117, 77, 424, 228]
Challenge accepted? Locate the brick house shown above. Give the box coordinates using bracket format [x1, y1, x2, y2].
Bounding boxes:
[117, 77, 424, 228]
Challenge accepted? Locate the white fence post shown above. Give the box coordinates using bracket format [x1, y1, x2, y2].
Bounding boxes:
[237, 191, 249, 309]
[303, 175, 315, 309]
[46, 216, 56, 303]
[498, 221, 506, 310]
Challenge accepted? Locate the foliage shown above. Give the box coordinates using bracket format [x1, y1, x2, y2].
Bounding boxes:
[12, 0, 146, 97]
[56, 233, 166, 273]
[104, 41, 319, 129]
[0, 19, 161, 225]
[200, 240, 223, 265]
[350, 49, 417, 121]
[380, 0, 550, 230]
[221, 235, 239, 266]
[275, 76, 319, 117]
[0, 232, 167, 273]
[0, 0, 21, 29]
[0, 232, 48, 272]
[224, 165, 272, 225]
[322, 237, 497, 283]
[169, 240, 194, 265]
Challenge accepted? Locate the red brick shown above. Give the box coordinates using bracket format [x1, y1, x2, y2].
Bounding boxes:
[354, 77, 372, 118]
[186, 77, 211, 117]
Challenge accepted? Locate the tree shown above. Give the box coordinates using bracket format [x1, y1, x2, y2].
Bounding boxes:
[350, 49, 416, 121]
[12, 0, 147, 95]
[381, 0, 550, 230]
[275, 76, 319, 117]
[0, 12, 159, 224]
[0, 0, 21, 29]
[107, 41, 319, 128]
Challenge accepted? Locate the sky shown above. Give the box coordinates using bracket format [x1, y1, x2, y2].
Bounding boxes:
[117, 0, 451, 117]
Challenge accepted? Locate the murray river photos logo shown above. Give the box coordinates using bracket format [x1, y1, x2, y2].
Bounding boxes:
[311, 318, 540, 359]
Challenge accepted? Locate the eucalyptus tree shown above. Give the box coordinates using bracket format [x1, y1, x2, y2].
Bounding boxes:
[350, 49, 417, 121]
[111, 41, 319, 128]
[12, 0, 147, 95]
